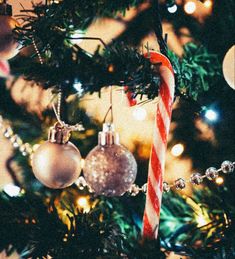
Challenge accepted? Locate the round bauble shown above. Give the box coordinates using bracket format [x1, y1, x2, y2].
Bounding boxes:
[32, 141, 82, 189]
[83, 123, 137, 196]
[0, 16, 19, 60]
[222, 45, 235, 90]
[84, 144, 137, 196]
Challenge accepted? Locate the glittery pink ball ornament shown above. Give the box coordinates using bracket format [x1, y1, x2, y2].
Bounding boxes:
[32, 123, 82, 189]
[83, 123, 137, 196]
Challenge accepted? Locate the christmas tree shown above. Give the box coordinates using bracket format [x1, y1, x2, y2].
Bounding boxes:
[0, 0, 234, 258]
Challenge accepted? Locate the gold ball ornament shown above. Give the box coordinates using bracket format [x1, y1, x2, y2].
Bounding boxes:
[222, 45, 235, 90]
[32, 124, 82, 189]
[0, 15, 19, 60]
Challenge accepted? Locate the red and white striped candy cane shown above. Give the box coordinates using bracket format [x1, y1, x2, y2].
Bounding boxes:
[142, 51, 175, 239]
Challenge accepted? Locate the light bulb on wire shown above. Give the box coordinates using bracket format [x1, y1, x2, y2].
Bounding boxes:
[166, 0, 178, 13]
[167, 4, 178, 13]
[184, 1, 196, 14]
[203, 0, 212, 8]
[171, 143, 184, 157]
[204, 109, 218, 122]
[215, 176, 224, 185]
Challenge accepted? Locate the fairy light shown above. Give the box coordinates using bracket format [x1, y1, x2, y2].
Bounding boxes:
[205, 109, 218, 122]
[215, 176, 224, 185]
[203, 0, 212, 8]
[167, 4, 177, 13]
[171, 143, 184, 157]
[195, 213, 210, 227]
[76, 196, 90, 213]
[184, 1, 196, 14]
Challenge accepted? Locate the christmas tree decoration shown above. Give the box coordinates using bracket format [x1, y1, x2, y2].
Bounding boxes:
[83, 123, 137, 196]
[222, 45, 235, 90]
[175, 178, 186, 190]
[32, 123, 82, 189]
[163, 182, 170, 193]
[142, 51, 175, 240]
[205, 167, 218, 180]
[190, 172, 203, 185]
[184, 1, 197, 14]
[0, 0, 235, 257]
[0, 1, 19, 60]
[221, 160, 234, 174]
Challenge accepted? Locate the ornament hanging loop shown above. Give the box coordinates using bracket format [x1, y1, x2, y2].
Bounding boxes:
[51, 88, 84, 133]
[103, 86, 114, 124]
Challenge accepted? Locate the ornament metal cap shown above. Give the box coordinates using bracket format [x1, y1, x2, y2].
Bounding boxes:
[98, 123, 119, 146]
[48, 122, 71, 144]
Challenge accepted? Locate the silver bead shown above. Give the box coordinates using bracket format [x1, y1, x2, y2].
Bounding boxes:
[10, 135, 23, 148]
[75, 176, 87, 190]
[3, 127, 13, 138]
[129, 184, 140, 196]
[190, 173, 203, 185]
[221, 161, 234, 174]
[141, 183, 147, 194]
[205, 167, 218, 180]
[175, 178, 186, 190]
[163, 182, 170, 192]
[19, 143, 33, 156]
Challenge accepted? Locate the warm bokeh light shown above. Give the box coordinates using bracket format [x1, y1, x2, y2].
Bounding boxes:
[76, 196, 90, 213]
[203, 0, 212, 8]
[195, 213, 210, 227]
[215, 176, 224, 185]
[171, 143, 184, 157]
[132, 107, 147, 121]
[184, 1, 196, 14]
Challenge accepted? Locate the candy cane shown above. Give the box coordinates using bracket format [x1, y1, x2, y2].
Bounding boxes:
[142, 52, 175, 239]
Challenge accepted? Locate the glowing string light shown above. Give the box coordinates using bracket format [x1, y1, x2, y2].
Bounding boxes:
[184, 1, 196, 14]
[171, 143, 184, 157]
[167, 4, 177, 13]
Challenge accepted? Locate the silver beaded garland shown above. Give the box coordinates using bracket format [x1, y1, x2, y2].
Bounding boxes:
[205, 167, 218, 180]
[0, 113, 234, 196]
[3, 127, 13, 138]
[75, 176, 87, 190]
[221, 160, 234, 174]
[190, 173, 203, 185]
[175, 178, 186, 190]
[163, 182, 170, 192]
[129, 184, 140, 196]
[141, 183, 147, 194]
